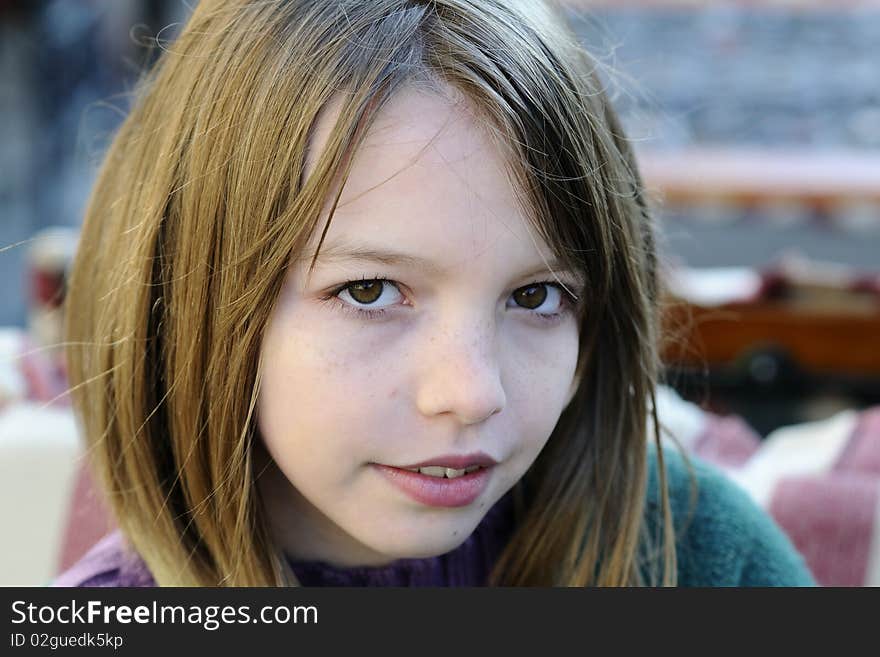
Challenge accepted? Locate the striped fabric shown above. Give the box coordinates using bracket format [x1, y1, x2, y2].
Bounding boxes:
[659, 388, 880, 587]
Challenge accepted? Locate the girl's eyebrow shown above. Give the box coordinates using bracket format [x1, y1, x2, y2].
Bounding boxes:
[308, 239, 578, 280]
[312, 241, 447, 276]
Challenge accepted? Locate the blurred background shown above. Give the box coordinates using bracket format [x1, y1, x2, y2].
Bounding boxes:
[1, 0, 878, 586]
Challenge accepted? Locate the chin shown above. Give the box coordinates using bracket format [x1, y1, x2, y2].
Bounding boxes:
[388, 540, 468, 561]
[362, 526, 475, 562]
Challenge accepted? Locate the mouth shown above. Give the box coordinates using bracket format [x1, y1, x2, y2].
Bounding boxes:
[398, 464, 485, 479]
[370, 462, 495, 508]
[394, 452, 498, 472]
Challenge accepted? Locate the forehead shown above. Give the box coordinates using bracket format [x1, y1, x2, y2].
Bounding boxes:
[301, 85, 558, 275]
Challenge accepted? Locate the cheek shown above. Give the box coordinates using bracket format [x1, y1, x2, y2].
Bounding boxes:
[256, 315, 405, 464]
[499, 324, 580, 453]
[506, 321, 579, 408]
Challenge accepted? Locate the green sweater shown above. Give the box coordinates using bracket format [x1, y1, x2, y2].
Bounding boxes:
[645, 445, 816, 586]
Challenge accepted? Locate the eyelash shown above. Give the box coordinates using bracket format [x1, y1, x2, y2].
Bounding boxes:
[320, 275, 581, 325]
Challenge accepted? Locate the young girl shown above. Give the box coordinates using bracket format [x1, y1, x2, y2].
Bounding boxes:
[54, 0, 813, 587]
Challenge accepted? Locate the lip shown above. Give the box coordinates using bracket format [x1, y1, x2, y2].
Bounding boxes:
[396, 452, 498, 470]
[371, 463, 494, 508]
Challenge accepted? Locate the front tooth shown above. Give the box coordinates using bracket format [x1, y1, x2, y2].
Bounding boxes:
[418, 466, 447, 477]
[445, 467, 466, 479]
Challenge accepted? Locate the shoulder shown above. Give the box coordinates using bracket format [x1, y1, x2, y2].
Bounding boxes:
[645, 445, 816, 587]
[50, 531, 156, 587]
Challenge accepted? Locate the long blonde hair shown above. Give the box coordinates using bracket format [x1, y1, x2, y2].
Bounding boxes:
[66, 0, 677, 586]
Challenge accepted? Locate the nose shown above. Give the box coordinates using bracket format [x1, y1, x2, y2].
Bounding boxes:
[414, 316, 507, 425]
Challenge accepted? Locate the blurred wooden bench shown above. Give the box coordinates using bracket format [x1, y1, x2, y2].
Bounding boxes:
[662, 298, 880, 379]
[644, 149, 880, 384]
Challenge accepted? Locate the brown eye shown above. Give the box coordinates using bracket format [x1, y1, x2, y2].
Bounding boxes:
[513, 284, 548, 310]
[347, 280, 383, 304]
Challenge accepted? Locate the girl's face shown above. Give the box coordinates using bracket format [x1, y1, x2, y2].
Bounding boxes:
[256, 84, 582, 567]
